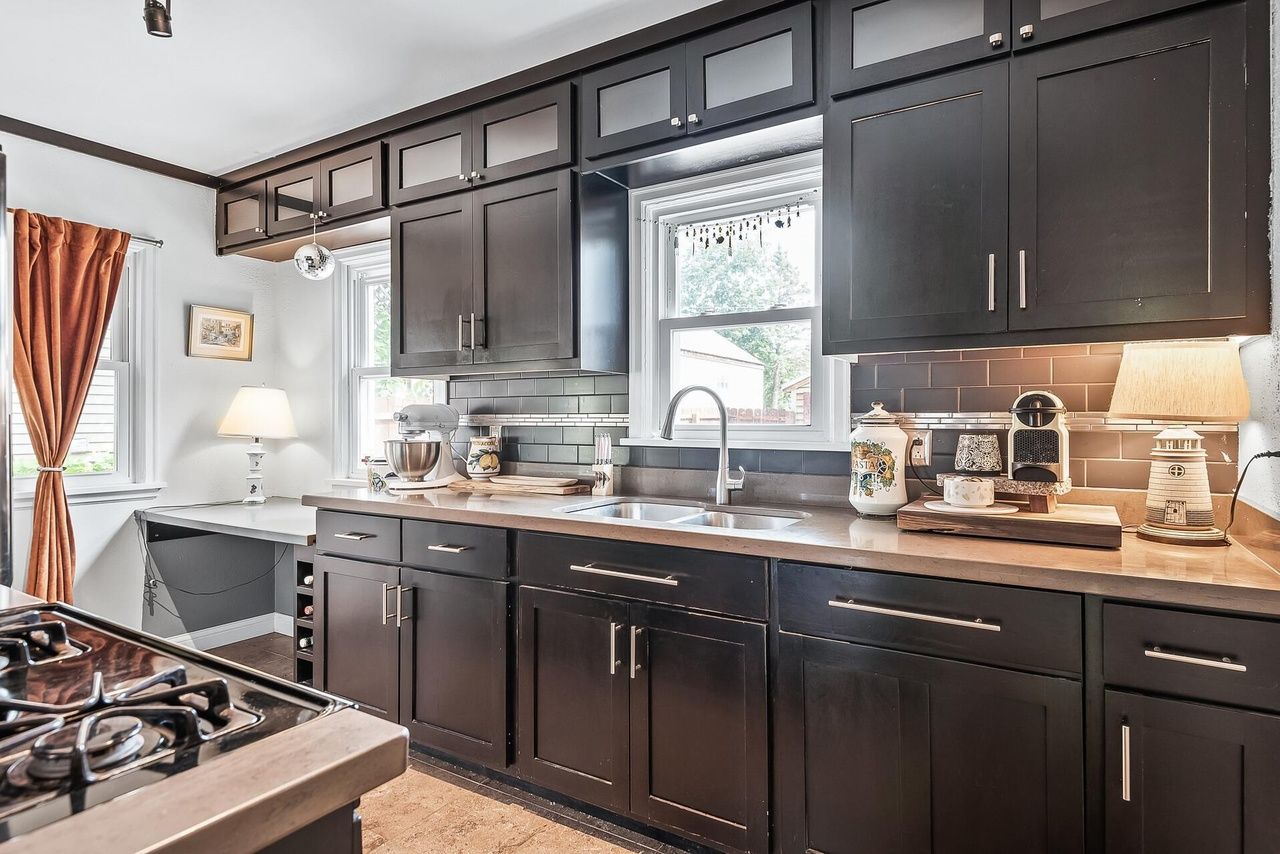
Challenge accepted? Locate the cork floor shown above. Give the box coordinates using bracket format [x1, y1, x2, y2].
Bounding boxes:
[210, 633, 685, 854]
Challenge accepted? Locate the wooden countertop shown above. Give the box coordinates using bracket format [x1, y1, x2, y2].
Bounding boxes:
[140, 497, 316, 546]
[5, 708, 408, 854]
[304, 487, 1280, 617]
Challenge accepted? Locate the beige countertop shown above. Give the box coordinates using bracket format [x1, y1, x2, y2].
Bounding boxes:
[6, 708, 408, 854]
[304, 487, 1280, 617]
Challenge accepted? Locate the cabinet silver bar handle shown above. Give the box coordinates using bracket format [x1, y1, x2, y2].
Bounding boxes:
[395, 585, 410, 627]
[1145, 646, 1247, 672]
[1121, 722, 1131, 802]
[427, 544, 473, 554]
[828, 598, 1001, 632]
[381, 583, 394, 626]
[457, 314, 464, 351]
[334, 532, 374, 541]
[609, 621, 620, 675]
[630, 626, 642, 679]
[470, 312, 478, 350]
[569, 563, 678, 587]
[987, 253, 996, 311]
[1018, 249, 1028, 309]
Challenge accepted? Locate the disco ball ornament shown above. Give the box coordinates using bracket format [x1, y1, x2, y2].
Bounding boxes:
[293, 242, 335, 280]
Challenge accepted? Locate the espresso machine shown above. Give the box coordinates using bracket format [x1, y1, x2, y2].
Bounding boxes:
[382, 404, 468, 491]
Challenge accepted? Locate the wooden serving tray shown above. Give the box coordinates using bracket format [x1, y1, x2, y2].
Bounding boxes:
[897, 499, 1122, 549]
[448, 479, 590, 496]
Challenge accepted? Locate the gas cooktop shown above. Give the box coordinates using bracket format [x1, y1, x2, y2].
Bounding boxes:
[0, 604, 345, 840]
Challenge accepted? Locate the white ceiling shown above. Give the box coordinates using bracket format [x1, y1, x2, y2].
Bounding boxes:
[1, 0, 719, 175]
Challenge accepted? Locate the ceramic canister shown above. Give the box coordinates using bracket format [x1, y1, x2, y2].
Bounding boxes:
[849, 401, 909, 516]
[466, 436, 502, 480]
[955, 433, 1003, 473]
[943, 476, 996, 508]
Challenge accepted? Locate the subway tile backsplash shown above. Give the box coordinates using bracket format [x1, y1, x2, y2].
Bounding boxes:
[446, 343, 1239, 493]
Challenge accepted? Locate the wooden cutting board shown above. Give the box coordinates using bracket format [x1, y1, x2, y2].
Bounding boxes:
[896, 499, 1122, 549]
[448, 479, 590, 496]
[490, 475, 579, 488]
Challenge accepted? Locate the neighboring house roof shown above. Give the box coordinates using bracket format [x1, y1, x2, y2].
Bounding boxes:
[678, 329, 763, 367]
[781, 374, 811, 394]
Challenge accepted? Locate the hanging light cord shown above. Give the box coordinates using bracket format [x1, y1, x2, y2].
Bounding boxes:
[1225, 450, 1280, 535]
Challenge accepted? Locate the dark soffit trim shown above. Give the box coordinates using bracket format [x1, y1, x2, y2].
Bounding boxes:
[0, 115, 221, 189]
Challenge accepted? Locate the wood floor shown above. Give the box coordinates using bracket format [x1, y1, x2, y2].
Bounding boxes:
[209, 633, 683, 854]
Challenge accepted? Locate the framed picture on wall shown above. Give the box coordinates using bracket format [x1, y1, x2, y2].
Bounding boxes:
[187, 304, 254, 361]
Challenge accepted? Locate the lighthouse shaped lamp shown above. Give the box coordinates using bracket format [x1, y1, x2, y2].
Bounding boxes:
[1107, 341, 1250, 546]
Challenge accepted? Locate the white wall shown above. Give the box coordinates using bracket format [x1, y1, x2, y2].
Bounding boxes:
[1238, 4, 1280, 517]
[0, 131, 331, 626]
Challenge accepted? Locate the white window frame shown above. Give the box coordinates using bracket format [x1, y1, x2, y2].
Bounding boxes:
[12, 238, 161, 506]
[627, 152, 849, 450]
[330, 242, 446, 481]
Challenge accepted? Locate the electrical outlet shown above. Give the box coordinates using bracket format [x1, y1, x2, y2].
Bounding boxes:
[908, 430, 932, 466]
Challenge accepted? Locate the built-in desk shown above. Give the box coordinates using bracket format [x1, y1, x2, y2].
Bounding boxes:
[137, 497, 317, 683]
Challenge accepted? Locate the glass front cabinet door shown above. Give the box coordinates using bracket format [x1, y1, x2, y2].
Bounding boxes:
[1011, 0, 1204, 47]
[319, 141, 385, 222]
[829, 0, 1010, 96]
[388, 116, 473, 205]
[582, 45, 688, 159]
[215, 180, 267, 249]
[265, 163, 320, 237]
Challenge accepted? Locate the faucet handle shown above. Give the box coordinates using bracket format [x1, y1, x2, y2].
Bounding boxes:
[727, 465, 746, 490]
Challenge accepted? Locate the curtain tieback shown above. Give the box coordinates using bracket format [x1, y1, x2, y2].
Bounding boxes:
[37, 466, 65, 473]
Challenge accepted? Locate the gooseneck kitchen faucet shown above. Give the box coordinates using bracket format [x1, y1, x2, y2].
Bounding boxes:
[660, 385, 745, 506]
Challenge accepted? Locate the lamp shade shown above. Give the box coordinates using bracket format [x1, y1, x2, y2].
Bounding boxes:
[1108, 341, 1251, 422]
[217, 386, 298, 439]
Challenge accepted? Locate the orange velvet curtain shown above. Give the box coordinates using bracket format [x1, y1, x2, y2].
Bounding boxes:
[11, 211, 130, 603]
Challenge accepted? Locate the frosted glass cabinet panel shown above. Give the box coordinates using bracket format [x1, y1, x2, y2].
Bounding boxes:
[320, 141, 385, 221]
[703, 32, 794, 109]
[1011, 0, 1204, 46]
[390, 119, 470, 205]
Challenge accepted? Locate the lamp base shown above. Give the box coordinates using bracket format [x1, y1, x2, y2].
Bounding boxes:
[243, 441, 266, 504]
[1135, 523, 1229, 547]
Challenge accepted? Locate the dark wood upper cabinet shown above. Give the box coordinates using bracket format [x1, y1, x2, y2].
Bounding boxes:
[319, 141, 385, 222]
[215, 179, 267, 249]
[314, 556, 400, 722]
[776, 632, 1084, 854]
[472, 170, 575, 366]
[392, 193, 475, 372]
[583, 4, 814, 160]
[629, 605, 769, 854]
[1105, 690, 1280, 853]
[829, 0, 1010, 96]
[265, 162, 320, 237]
[582, 46, 688, 160]
[1012, 0, 1207, 47]
[472, 82, 574, 187]
[685, 3, 814, 134]
[1009, 4, 1247, 331]
[516, 587, 632, 813]
[398, 568, 509, 768]
[388, 115, 473, 206]
[824, 64, 1009, 351]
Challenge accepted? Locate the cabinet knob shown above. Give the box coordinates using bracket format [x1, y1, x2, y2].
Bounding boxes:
[458, 174, 468, 181]
[1019, 24, 1034, 39]
[469, 171, 481, 180]
[989, 32, 1004, 47]
[687, 113, 700, 125]
[670, 116, 683, 128]
[253, 227, 264, 233]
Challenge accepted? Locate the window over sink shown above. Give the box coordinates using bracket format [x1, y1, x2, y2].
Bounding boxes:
[333, 243, 444, 480]
[629, 152, 847, 449]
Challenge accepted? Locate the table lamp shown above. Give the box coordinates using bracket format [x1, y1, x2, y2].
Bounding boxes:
[217, 385, 298, 504]
[1108, 341, 1251, 546]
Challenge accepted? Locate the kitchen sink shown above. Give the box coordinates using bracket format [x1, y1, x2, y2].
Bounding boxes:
[560, 498, 808, 530]
[561, 498, 704, 522]
[673, 510, 806, 530]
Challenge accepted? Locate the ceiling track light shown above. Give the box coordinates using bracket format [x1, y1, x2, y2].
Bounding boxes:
[143, 0, 172, 38]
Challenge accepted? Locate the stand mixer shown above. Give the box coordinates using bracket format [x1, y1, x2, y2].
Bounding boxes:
[383, 404, 468, 491]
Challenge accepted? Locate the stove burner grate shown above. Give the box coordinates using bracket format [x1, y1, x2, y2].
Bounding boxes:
[0, 612, 87, 669]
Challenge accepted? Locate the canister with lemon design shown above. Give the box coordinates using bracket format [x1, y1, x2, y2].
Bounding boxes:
[466, 435, 502, 480]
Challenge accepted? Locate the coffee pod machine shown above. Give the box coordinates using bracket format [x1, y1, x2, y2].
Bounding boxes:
[1008, 390, 1070, 483]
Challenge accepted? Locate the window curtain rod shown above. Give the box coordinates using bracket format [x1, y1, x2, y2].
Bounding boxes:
[131, 235, 163, 248]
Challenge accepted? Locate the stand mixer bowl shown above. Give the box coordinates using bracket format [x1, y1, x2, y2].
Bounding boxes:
[384, 439, 442, 482]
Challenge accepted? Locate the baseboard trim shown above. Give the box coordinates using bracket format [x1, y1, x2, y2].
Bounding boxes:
[167, 613, 291, 651]
[274, 612, 294, 635]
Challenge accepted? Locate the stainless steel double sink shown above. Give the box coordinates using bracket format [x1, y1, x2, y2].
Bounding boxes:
[558, 497, 808, 530]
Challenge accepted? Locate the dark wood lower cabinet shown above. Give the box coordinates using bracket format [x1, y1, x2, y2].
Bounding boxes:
[516, 587, 631, 812]
[314, 556, 400, 722]
[1105, 690, 1280, 853]
[629, 605, 768, 854]
[398, 568, 509, 767]
[516, 587, 770, 853]
[776, 631, 1084, 854]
